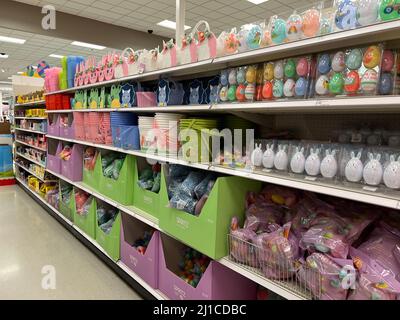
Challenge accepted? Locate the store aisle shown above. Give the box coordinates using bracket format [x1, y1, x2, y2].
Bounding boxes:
[0, 185, 141, 300]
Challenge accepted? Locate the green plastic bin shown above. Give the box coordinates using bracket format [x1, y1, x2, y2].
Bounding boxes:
[158, 167, 261, 259]
[73, 189, 96, 239]
[59, 181, 74, 222]
[82, 149, 101, 191]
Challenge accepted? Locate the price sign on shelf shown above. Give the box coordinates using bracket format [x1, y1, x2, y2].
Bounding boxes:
[314, 100, 330, 107]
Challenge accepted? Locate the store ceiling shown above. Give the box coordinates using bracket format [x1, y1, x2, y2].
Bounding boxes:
[13, 0, 315, 37]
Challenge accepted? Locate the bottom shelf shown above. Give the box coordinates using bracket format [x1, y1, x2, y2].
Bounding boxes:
[15, 176, 167, 300]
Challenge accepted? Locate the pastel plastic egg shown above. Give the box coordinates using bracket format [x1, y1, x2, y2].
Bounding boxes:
[363, 45, 381, 69]
[329, 72, 344, 94]
[262, 81, 273, 99]
[382, 50, 395, 72]
[236, 84, 246, 101]
[219, 86, 228, 101]
[228, 85, 237, 101]
[284, 59, 296, 78]
[302, 9, 320, 37]
[286, 13, 303, 41]
[332, 51, 346, 72]
[357, 0, 379, 26]
[274, 61, 284, 79]
[319, 17, 332, 35]
[228, 69, 237, 85]
[271, 18, 287, 44]
[361, 69, 378, 93]
[256, 68, 264, 84]
[346, 48, 363, 70]
[344, 70, 361, 94]
[335, 0, 358, 30]
[315, 75, 330, 95]
[295, 77, 308, 97]
[273, 80, 284, 98]
[245, 83, 256, 100]
[246, 66, 257, 83]
[283, 79, 296, 97]
[237, 68, 246, 84]
[318, 54, 331, 75]
[379, 0, 400, 21]
[296, 57, 309, 77]
[264, 63, 274, 81]
[246, 25, 262, 50]
[379, 72, 394, 95]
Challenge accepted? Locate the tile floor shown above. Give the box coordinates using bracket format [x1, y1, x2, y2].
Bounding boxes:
[0, 185, 141, 300]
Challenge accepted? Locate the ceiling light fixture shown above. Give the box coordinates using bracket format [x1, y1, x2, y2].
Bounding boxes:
[71, 41, 106, 50]
[247, 0, 269, 4]
[1, 69, 4, 73]
[157, 20, 191, 30]
[0, 54, 8, 59]
[0, 35, 26, 44]
[49, 54, 64, 59]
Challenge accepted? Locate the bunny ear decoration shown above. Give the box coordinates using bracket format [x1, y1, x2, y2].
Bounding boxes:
[295, 146, 299, 153]
[332, 150, 336, 157]
[357, 151, 362, 159]
[368, 152, 373, 161]
[390, 155, 395, 162]
[315, 148, 320, 155]
[397, 155, 400, 162]
[350, 151, 355, 158]
[376, 153, 381, 162]
[300, 147, 304, 153]
[310, 147, 314, 154]
[325, 149, 330, 156]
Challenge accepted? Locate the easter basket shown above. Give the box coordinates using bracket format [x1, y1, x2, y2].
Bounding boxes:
[158, 40, 178, 70]
[196, 20, 217, 61]
[115, 48, 140, 78]
[139, 48, 158, 73]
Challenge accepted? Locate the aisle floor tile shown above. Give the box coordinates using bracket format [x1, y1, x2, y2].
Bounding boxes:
[0, 185, 142, 300]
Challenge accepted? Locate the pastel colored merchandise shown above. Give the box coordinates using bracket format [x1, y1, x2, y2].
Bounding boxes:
[283, 79, 296, 97]
[363, 152, 383, 186]
[270, 17, 287, 44]
[335, 0, 358, 30]
[47, 140, 62, 174]
[286, 13, 303, 41]
[329, 72, 344, 94]
[346, 48, 363, 70]
[344, 70, 361, 94]
[302, 8, 320, 37]
[159, 40, 177, 69]
[363, 45, 381, 69]
[61, 144, 83, 181]
[357, 0, 379, 26]
[274, 61, 284, 79]
[379, 0, 400, 21]
[296, 57, 309, 77]
[273, 79, 284, 98]
[284, 59, 296, 78]
[382, 50, 395, 72]
[73, 190, 96, 239]
[180, 34, 198, 65]
[316, 75, 330, 95]
[360, 69, 378, 93]
[295, 77, 308, 97]
[195, 21, 217, 61]
[245, 24, 262, 50]
[332, 51, 346, 72]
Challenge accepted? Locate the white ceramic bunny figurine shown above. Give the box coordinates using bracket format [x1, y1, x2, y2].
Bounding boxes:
[363, 152, 383, 186]
[262, 144, 275, 169]
[251, 143, 263, 167]
[290, 146, 305, 174]
[383, 155, 400, 189]
[274, 144, 288, 171]
[345, 151, 364, 182]
[305, 147, 321, 176]
[320, 149, 338, 179]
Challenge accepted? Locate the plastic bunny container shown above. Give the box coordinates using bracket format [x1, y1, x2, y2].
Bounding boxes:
[305, 147, 321, 176]
[274, 144, 289, 171]
[251, 143, 263, 167]
[290, 146, 306, 174]
[344, 150, 364, 183]
[320, 148, 339, 179]
[383, 155, 400, 189]
[363, 152, 383, 186]
[262, 143, 275, 169]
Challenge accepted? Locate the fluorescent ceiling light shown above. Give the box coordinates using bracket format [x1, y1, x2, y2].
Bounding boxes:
[0, 35, 26, 44]
[49, 54, 64, 58]
[1, 69, 4, 73]
[7, 77, 12, 80]
[0, 54, 8, 59]
[157, 20, 191, 30]
[247, 0, 269, 4]
[71, 41, 106, 50]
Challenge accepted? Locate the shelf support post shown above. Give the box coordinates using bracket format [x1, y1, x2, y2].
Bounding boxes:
[176, 0, 186, 46]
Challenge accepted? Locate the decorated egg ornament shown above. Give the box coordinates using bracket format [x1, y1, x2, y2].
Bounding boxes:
[273, 79, 284, 98]
[286, 13, 303, 41]
[344, 70, 361, 94]
[284, 59, 296, 78]
[346, 48, 363, 70]
[357, 0, 379, 26]
[316, 75, 330, 95]
[274, 61, 284, 79]
[271, 18, 287, 44]
[284, 79, 296, 97]
[361, 69, 378, 93]
[262, 81, 273, 99]
[329, 72, 345, 94]
[335, 0, 358, 30]
[318, 54, 331, 74]
[302, 9, 320, 37]
[332, 51, 346, 72]
[363, 45, 382, 69]
[382, 50, 395, 72]
[379, 0, 400, 21]
[296, 57, 309, 77]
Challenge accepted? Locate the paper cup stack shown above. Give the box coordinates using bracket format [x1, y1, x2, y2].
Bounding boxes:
[154, 113, 185, 154]
[138, 116, 155, 151]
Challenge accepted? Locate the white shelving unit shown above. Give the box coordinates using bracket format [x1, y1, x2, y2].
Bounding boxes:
[15, 140, 47, 152]
[14, 116, 47, 120]
[15, 152, 46, 168]
[14, 100, 46, 107]
[14, 127, 46, 135]
[13, 161, 54, 182]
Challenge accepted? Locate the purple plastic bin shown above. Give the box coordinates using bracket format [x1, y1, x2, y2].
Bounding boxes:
[61, 144, 83, 181]
[59, 113, 76, 139]
[120, 213, 159, 288]
[47, 140, 62, 173]
[158, 234, 257, 300]
[47, 114, 60, 137]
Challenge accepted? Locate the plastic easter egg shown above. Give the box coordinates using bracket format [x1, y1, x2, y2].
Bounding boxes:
[219, 86, 228, 102]
[295, 77, 308, 97]
[379, 73, 394, 95]
[262, 81, 273, 99]
[335, 0, 358, 30]
[346, 48, 363, 70]
[264, 63, 274, 81]
[246, 24, 262, 50]
[319, 17, 332, 35]
[329, 72, 344, 94]
[220, 71, 229, 86]
[273, 80, 284, 98]
[228, 85, 237, 101]
[296, 57, 309, 77]
[284, 59, 296, 78]
[318, 54, 331, 74]
[237, 68, 246, 84]
[271, 18, 287, 44]
[302, 9, 320, 37]
[379, 0, 400, 21]
[283, 79, 296, 97]
[236, 84, 246, 101]
[274, 61, 284, 79]
[361, 69, 378, 93]
[344, 70, 361, 94]
[37, 60, 49, 78]
[246, 66, 257, 83]
[286, 13, 303, 41]
[315, 75, 330, 95]
[363, 45, 381, 69]
[245, 83, 256, 100]
[228, 69, 237, 85]
[382, 50, 395, 72]
[256, 68, 264, 84]
[332, 51, 346, 72]
[357, 0, 379, 26]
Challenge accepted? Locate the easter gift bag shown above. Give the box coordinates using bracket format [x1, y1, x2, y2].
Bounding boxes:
[158, 40, 177, 70]
[195, 20, 217, 61]
[180, 33, 198, 65]
[115, 48, 138, 79]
